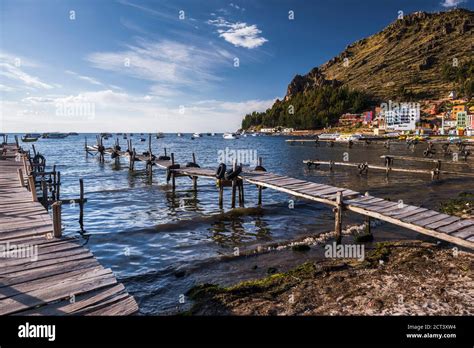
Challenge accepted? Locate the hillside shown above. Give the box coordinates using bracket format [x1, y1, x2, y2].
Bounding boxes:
[242, 9, 473, 130]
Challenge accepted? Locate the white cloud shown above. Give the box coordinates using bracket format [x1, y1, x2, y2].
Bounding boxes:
[86, 39, 232, 91]
[0, 54, 54, 90]
[441, 0, 466, 7]
[207, 18, 267, 49]
[1, 89, 275, 132]
[65, 70, 103, 86]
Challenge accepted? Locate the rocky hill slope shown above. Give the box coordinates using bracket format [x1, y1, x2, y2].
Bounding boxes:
[285, 9, 473, 102]
[242, 9, 473, 130]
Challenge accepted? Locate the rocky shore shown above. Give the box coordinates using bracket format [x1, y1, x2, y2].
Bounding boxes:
[187, 240, 473, 315]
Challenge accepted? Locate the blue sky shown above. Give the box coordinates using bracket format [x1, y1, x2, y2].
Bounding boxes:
[0, 0, 472, 132]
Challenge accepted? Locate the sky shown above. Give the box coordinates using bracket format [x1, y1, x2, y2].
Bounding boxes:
[0, 0, 472, 132]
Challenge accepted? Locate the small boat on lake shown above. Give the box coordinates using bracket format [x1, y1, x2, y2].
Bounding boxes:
[192, 132, 202, 138]
[43, 132, 68, 139]
[318, 133, 339, 140]
[21, 134, 40, 142]
[223, 132, 239, 140]
[156, 132, 165, 139]
[177, 133, 183, 137]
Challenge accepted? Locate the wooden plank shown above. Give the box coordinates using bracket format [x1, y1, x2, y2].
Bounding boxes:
[450, 225, 474, 239]
[437, 219, 474, 234]
[16, 284, 127, 315]
[425, 216, 461, 230]
[402, 210, 440, 223]
[0, 271, 117, 315]
[85, 296, 138, 316]
[411, 213, 452, 227]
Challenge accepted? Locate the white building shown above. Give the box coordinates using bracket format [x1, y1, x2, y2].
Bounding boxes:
[382, 103, 420, 131]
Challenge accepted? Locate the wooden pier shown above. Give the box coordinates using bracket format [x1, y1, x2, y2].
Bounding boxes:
[168, 164, 474, 250]
[0, 143, 138, 315]
[83, 136, 474, 250]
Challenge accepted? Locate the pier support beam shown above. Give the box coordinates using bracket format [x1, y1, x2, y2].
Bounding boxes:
[28, 175, 37, 202]
[334, 191, 343, 244]
[171, 153, 176, 191]
[52, 201, 62, 238]
[79, 178, 85, 230]
[17, 168, 25, 187]
[231, 160, 237, 208]
[218, 179, 223, 208]
[365, 216, 371, 235]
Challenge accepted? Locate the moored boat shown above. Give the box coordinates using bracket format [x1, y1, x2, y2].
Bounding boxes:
[223, 132, 239, 140]
[21, 134, 40, 142]
[43, 132, 68, 139]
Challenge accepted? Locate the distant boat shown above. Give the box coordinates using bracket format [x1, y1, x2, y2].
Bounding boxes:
[68, 132, 78, 136]
[211, 132, 216, 136]
[206, 133, 211, 136]
[192, 133, 202, 138]
[140, 138, 146, 142]
[43, 132, 68, 139]
[223, 132, 239, 140]
[318, 133, 339, 140]
[156, 132, 165, 139]
[117, 133, 123, 136]
[177, 133, 183, 137]
[21, 134, 40, 142]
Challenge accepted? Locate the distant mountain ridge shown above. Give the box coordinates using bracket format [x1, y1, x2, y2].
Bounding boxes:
[285, 9, 473, 101]
[242, 9, 473, 130]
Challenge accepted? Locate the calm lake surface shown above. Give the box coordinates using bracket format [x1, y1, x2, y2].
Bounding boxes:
[8, 133, 473, 314]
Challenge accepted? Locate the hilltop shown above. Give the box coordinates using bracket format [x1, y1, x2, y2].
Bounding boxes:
[242, 9, 473, 130]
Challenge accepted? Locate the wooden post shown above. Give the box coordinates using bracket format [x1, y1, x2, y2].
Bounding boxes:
[41, 178, 48, 209]
[131, 149, 136, 171]
[14, 135, 19, 149]
[52, 201, 62, 238]
[218, 179, 224, 208]
[57, 171, 61, 201]
[22, 154, 29, 175]
[85, 137, 88, 157]
[17, 168, 25, 187]
[239, 179, 245, 207]
[365, 216, 371, 235]
[231, 160, 237, 208]
[192, 153, 197, 190]
[28, 175, 37, 201]
[334, 191, 343, 244]
[79, 179, 84, 229]
[258, 186, 262, 206]
[171, 153, 175, 191]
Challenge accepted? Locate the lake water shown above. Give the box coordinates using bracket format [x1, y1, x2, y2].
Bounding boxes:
[7, 133, 473, 314]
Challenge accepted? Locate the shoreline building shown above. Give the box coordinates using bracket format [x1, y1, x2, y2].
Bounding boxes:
[382, 103, 420, 131]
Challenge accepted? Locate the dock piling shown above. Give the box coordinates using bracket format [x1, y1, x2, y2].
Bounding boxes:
[52, 201, 62, 238]
[334, 191, 343, 244]
[17, 168, 25, 187]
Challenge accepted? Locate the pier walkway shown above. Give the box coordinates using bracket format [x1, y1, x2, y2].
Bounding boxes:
[171, 167, 474, 250]
[0, 144, 138, 315]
